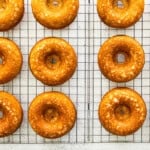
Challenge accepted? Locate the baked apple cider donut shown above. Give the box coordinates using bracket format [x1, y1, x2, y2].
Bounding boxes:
[28, 91, 76, 138]
[99, 88, 147, 136]
[0, 0, 24, 31]
[31, 0, 79, 29]
[0, 38, 22, 84]
[29, 37, 77, 86]
[97, 0, 144, 28]
[0, 91, 23, 137]
[98, 35, 145, 82]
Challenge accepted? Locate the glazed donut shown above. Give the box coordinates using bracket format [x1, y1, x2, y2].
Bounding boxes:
[0, 38, 22, 84]
[29, 37, 77, 86]
[0, 91, 23, 137]
[97, 0, 144, 28]
[0, 0, 24, 31]
[98, 35, 145, 82]
[28, 91, 76, 138]
[31, 0, 79, 29]
[99, 88, 147, 136]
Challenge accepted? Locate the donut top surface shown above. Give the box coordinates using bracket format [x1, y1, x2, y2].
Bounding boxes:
[31, 0, 79, 29]
[29, 37, 77, 85]
[98, 35, 145, 82]
[97, 0, 144, 28]
[28, 91, 76, 138]
[99, 88, 147, 136]
[0, 0, 24, 31]
[0, 38, 22, 84]
[0, 91, 23, 137]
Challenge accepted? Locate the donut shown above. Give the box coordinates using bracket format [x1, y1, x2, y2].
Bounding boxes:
[29, 37, 77, 86]
[0, 0, 24, 31]
[31, 0, 79, 29]
[98, 35, 145, 82]
[98, 88, 147, 136]
[0, 91, 23, 137]
[28, 91, 76, 138]
[0, 38, 22, 84]
[97, 0, 144, 28]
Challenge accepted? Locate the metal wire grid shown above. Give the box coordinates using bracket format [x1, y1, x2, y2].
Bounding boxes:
[0, 0, 149, 144]
[90, 0, 150, 143]
[0, 0, 89, 144]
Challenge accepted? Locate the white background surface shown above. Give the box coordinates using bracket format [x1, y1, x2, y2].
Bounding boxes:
[1, 144, 150, 150]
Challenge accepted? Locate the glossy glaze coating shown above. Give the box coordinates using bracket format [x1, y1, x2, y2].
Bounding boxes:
[29, 37, 77, 86]
[97, 0, 144, 28]
[99, 88, 147, 136]
[0, 0, 24, 31]
[29, 91, 76, 138]
[0, 91, 23, 137]
[0, 38, 22, 84]
[98, 35, 145, 82]
[31, 0, 79, 29]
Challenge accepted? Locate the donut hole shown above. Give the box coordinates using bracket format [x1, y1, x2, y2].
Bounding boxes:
[115, 104, 131, 121]
[116, 0, 124, 8]
[113, 49, 130, 64]
[49, 55, 58, 64]
[43, 107, 59, 122]
[47, 0, 63, 8]
[0, 0, 7, 11]
[0, 110, 3, 119]
[0, 54, 4, 65]
[52, 0, 59, 6]
[113, 0, 130, 9]
[46, 54, 61, 69]
[116, 53, 126, 63]
[0, 57, 3, 64]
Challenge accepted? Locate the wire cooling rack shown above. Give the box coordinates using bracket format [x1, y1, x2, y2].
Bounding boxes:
[90, 0, 150, 143]
[0, 0, 149, 144]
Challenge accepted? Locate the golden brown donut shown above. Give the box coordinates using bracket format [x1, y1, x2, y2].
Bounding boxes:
[29, 37, 77, 86]
[0, 38, 22, 84]
[99, 88, 147, 136]
[0, 91, 23, 137]
[0, 0, 24, 31]
[98, 35, 145, 82]
[97, 0, 144, 28]
[31, 0, 79, 29]
[28, 91, 76, 138]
